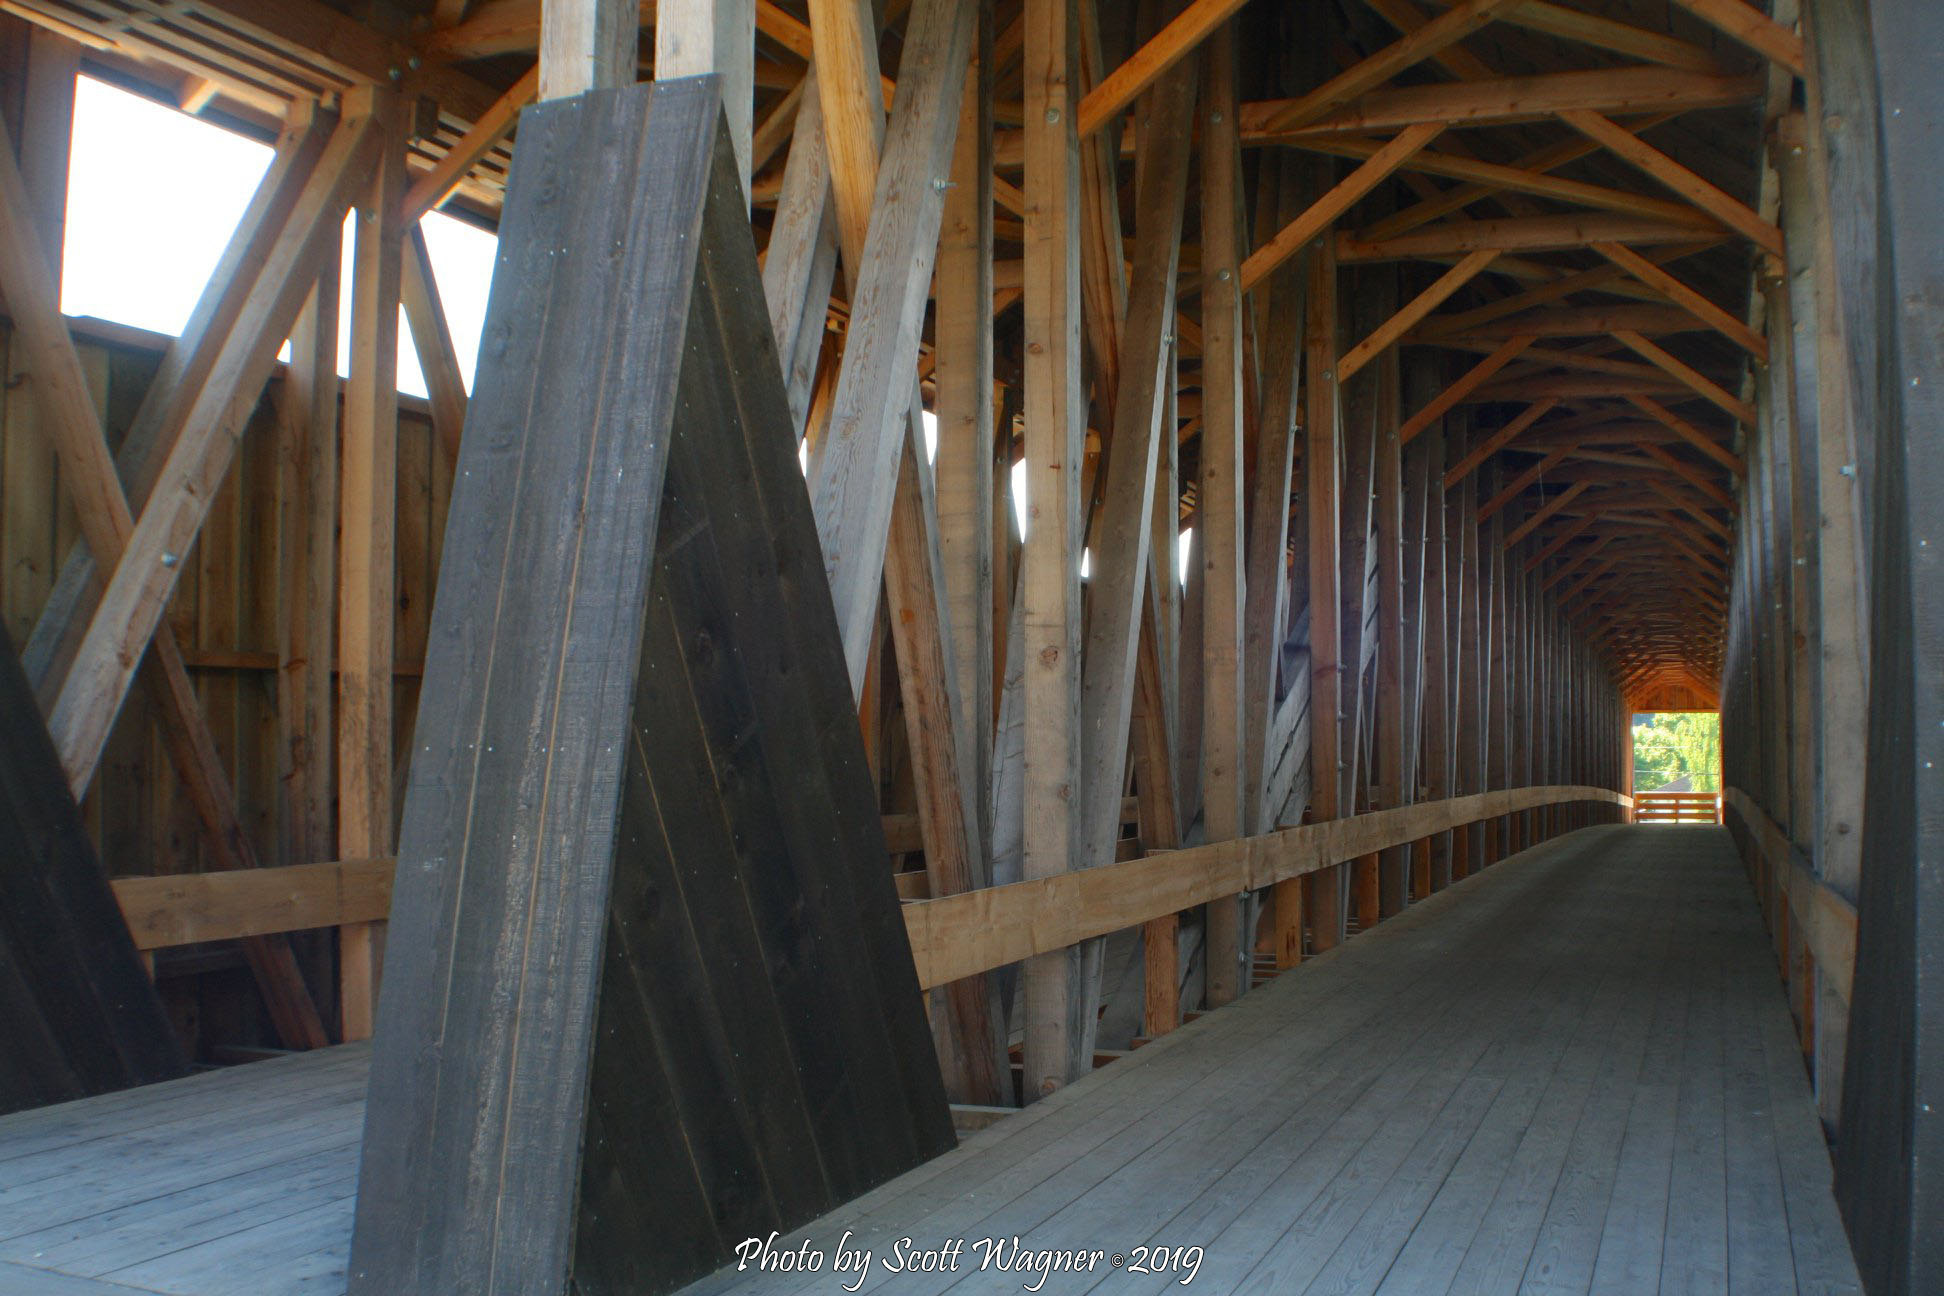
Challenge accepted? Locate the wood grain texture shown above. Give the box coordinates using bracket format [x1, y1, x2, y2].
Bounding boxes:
[0, 622, 184, 1115]
[347, 82, 948, 1296]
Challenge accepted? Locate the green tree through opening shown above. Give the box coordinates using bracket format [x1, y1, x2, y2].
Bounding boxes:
[1632, 711, 1720, 793]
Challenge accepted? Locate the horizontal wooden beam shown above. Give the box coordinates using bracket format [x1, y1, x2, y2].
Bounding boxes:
[904, 786, 1630, 988]
[112, 858, 394, 951]
[1293, 138, 1714, 229]
[1419, 303, 1703, 344]
[1255, 0, 1527, 133]
[1612, 328, 1756, 424]
[1339, 212, 1719, 262]
[1241, 67, 1764, 140]
[1628, 394, 1746, 474]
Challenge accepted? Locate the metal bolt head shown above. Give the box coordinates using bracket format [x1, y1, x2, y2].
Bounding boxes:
[161, 552, 178, 568]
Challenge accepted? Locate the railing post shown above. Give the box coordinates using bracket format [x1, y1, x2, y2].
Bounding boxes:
[1142, 913, 1180, 1038]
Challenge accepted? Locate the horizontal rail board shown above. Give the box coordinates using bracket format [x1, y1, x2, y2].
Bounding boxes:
[903, 785, 1628, 988]
[112, 858, 394, 951]
[1722, 787, 1856, 1004]
[110, 788, 1630, 990]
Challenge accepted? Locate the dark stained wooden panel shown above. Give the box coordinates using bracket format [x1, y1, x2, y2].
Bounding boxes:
[347, 78, 950, 1296]
[1828, 3, 1944, 1291]
[0, 622, 185, 1115]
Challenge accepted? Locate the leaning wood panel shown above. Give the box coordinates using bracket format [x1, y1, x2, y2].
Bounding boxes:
[347, 80, 950, 1296]
[0, 623, 184, 1115]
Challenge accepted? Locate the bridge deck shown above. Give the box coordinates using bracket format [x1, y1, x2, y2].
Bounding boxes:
[0, 826, 1860, 1295]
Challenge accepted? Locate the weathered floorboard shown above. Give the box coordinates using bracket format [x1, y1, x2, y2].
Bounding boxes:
[0, 829, 1860, 1296]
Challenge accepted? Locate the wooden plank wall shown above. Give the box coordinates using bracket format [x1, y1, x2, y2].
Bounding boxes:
[0, 317, 451, 1055]
[1720, 1, 1944, 1290]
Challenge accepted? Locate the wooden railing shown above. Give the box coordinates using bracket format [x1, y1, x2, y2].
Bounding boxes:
[112, 787, 1630, 994]
[1631, 790, 1722, 824]
[902, 785, 1629, 988]
[1722, 787, 1856, 1009]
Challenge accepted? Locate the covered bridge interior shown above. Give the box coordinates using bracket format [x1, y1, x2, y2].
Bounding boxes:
[0, 0, 1935, 1292]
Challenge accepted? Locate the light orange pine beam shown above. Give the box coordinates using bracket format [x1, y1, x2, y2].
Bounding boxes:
[403, 64, 537, 221]
[1442, 397, 1556, 486]
[1338, 248, 1498, 381]
[1505, 479, 1592, 548]
[1613, 329, 1756, 425]
[1477, 447, 1568, 523]
[1238, 121, 1443, 291]
[1257, 0, 1527, 134]
[1075, 0, 1246, 138]
[1400, 334, 1532, 443]
[1558, 108, 1783, 257]
[1592, 240, 1766, 361]
[1666, 0, 1805, 76]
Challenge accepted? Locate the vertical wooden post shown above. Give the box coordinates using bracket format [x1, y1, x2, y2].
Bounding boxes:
[1481, 462, 1505, 864]
[1142, 912, 1179, 1039]
[935, 2, 995, 882]
[1020, 0, 1086, 1097]
[1198, 25, 1245, 1007]
[1374, 345, 1408, 919]
[1799, 38, 1871, 1125]
[336, 87, 405, 1042]
[276, 265, 338, 887]
[1420, 412, 1452, 891]
[539, 0, 637, 100]
[1304, 229, 1345, 952]
[0, 24, 76, 649]
[1455, 439, 1484, 873]
[655, 0, 755, 195]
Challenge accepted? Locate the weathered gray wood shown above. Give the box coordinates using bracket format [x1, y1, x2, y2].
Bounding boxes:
[0, 830, 1861, 1296]
[347, 81, 949, 1296]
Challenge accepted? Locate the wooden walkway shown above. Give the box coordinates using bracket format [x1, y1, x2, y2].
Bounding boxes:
[0, 826, 1860, 1294]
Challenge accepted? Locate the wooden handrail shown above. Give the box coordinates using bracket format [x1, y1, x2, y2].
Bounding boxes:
[113, 858, 393, 952]
[1722, 786, 1856, 1005]
[904, 785, 1628, 989]
[111, 787, 1628, 988]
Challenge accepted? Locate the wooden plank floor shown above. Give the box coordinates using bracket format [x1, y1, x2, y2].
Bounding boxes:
[0, 826, 1861, 1295]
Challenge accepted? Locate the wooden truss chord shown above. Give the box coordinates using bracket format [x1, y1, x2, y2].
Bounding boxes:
[1241, 66, 1764, 141]
[48, 107, 383, 803]
[1239, 121, 1442, 291]
[1400, 335, 1533, 443]
[1613, 328, 1756, 424]
[1559, 108, 1784, 256]
[1592, 240, 1767, 361]
[1255, 0, 1526, 134]
[1338, 248, 1498, 381]
[1339, 212, 1719, 262]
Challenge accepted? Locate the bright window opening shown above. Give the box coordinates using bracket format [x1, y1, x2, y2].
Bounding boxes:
[61, 76, 496, 400]
[1631, 711, 1720, 793]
